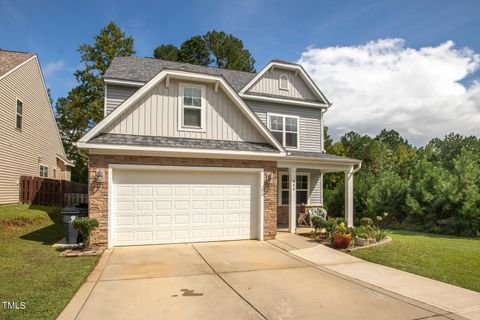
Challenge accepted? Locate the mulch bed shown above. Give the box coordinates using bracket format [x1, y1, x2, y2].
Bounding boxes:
[298, 231, 392, 251]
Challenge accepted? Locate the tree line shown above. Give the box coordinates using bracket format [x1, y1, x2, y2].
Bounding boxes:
[324, 129, 480, 237]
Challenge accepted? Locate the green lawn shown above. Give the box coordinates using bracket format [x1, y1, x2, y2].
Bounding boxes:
[0, 204, 99, 320]
[349, 230, 480, 292]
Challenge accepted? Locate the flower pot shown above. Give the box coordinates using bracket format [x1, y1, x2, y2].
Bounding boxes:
[355, 236, 368, 246]
[333, 232, 352, 249]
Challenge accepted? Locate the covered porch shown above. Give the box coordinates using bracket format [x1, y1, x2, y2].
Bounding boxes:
[277, 152, 361, 233]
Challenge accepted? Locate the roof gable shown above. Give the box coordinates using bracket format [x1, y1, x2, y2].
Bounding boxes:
[79, 69, 285, 153]
[104, 77, 268, 143]
[239, 61, 331, 107]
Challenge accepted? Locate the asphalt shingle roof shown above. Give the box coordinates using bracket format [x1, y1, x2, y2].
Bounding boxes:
[0, 50, 35, 78]
[90, 133, 279, 153]
[104, 56, 257, 92]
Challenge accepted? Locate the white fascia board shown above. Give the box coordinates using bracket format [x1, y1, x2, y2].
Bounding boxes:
[277, 158, 361, 171]
[104, 78, 145, 87]
[239, 61, 331, 106]
[240, 93, 328, 108]
[0, 55, 36, 81]
[77, 142, 285, 159]
[80, 69, 285, 153]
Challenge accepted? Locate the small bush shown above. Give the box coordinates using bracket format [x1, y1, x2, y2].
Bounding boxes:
[375, 226, 388, 241]
[359, 217, 373, 227]
[73, 217, 99, 250]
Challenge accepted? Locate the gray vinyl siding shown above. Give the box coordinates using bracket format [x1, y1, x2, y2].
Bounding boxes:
[105, 84, 138, 115]
[248, 68, 318, 101]
[0, 57, 69, 204]
[278, 169, 323, 206]
[105, 78, 266, 143]
[246, 100, 323, 152]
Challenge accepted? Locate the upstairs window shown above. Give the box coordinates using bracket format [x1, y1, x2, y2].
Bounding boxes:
[279, 74, 289, 90]
[39, 165, 48, 178]
[179, 84, 205, 130]
[16, 99, 23, 129]
[268, 114, 299, 149]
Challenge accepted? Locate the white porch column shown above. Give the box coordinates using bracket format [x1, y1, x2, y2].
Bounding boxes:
[288, 167, 297, 233]
[344, 166, 354, 227]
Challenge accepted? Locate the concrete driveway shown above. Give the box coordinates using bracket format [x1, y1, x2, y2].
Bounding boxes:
[59, 240, 461, 320]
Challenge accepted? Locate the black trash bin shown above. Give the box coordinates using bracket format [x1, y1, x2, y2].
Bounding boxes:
[62, 207, 88, 244]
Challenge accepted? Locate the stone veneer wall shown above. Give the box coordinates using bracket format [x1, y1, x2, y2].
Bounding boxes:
[88, 154, 277, 248]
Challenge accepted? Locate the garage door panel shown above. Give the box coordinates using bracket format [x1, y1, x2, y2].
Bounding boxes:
[113, 169, 259, 246]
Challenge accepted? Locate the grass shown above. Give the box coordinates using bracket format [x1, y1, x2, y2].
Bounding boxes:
[0, 204, 99, 320]
[349, 230, 480, 292]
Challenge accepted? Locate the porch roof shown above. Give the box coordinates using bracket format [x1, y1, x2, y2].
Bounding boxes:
[279, 151, 361, 172]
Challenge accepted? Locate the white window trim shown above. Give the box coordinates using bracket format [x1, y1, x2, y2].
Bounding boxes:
[15, 98, 23, 130]
[278, 172, 310, 206]
[177, 83, 206, 132]
[39, 164, 49, 178]
[279, 74, 289, 91]
[267, 113, 300, 150]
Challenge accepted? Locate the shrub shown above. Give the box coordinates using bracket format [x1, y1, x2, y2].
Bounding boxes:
[374, 226, 388, 241]
[359, 217, 373, 227]
[73, 217, 99, 250]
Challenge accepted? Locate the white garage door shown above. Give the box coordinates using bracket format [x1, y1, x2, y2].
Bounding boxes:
[112, 168, 260, 246]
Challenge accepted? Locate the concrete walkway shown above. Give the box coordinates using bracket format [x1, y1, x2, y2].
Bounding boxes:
[272, 232, 480, 320]
[57, 239, 465, 320]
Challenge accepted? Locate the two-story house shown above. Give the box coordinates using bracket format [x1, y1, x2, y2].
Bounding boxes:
[77, 57, 361, 248]
[0, 50, 73, 205]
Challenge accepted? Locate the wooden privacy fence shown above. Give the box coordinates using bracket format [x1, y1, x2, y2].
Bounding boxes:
[19, 176, 88, 207]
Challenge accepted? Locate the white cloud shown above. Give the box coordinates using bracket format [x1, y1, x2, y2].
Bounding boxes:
[43, 60, 65, 77]
[298, 39, 480, 145]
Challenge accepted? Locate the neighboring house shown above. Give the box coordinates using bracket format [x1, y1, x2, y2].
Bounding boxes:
[0, 50, 73, 205]
[77, 57, 361, 248]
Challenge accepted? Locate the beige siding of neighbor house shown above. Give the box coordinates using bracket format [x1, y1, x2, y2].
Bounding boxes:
[247, 68, 318, 101]
[278, 169, 323, 205]
[246, 101, 323, 152]
[105, 79, 267, 142]
[0, 57, 68, 204]
[105, 84, 138, 115]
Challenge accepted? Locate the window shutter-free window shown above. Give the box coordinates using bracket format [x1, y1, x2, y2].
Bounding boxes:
[182, 86, 203, 128]
[16, 100, 23, 129]
[268, 114, 298, 149]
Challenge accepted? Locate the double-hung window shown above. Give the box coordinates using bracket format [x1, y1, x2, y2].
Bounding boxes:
[269, 114, 299, 149]
[280, 174, 309, 205]
[179, 84, 205, 130]
[39, 165, 48, 178]
[16, 99, 23, 129]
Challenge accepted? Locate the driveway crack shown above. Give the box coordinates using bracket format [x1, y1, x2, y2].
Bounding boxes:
[191, 244, 269, 320]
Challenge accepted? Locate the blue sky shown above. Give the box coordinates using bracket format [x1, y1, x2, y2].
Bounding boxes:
[1, 0, 479, 143]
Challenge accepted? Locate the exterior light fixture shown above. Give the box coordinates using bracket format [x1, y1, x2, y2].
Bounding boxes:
[95, 170, 104, 183]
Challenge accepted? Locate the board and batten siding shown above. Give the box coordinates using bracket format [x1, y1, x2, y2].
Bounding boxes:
[247, 68, 318, 101]
[105, 84, 138, 115]
[105, 79, 267, 142]
[278, 169, 323, 205]
[246, 101, 323, 152]
[0, 57, 68, 204]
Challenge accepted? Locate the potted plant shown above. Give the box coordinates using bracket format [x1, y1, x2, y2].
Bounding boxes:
[333, 222, 352, 249]
[355, 227, 369, 246]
